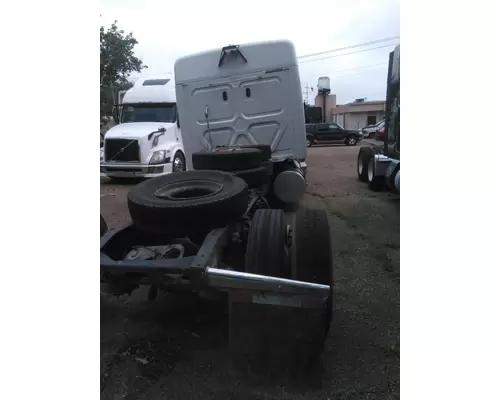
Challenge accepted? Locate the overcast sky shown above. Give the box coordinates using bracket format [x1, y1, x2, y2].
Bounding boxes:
[101, 0, 400, 105]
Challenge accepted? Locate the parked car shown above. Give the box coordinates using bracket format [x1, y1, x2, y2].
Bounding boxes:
[375, 126, 386, 141]
[362, 119, 385, 138]
[305, 123, 362, 147]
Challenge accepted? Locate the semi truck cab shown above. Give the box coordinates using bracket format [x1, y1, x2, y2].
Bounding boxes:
[100, 76, 186, 179]
[174, 40, 308, 207]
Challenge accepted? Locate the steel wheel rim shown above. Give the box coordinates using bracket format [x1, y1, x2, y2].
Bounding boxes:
[358, 156, 363, 175]
[306, 139, 311, 147]
[173, 156, 184, 172]
[349, 137, 356, 145]
[368, 158, 374, 181]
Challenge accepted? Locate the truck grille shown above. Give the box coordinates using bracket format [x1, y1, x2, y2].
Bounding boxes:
[105, 139, 140, 162]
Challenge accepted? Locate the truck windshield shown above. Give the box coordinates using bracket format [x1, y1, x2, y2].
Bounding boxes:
[121, 103, 176, 123]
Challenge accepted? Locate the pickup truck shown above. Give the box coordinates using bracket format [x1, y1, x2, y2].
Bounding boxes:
[305, 123, 363, 147]
[361, 119, 385, 138]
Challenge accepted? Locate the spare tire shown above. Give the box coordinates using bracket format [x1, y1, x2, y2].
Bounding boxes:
[128, 170, 249, 235]
[192, 147, 263, 171]
[233, 165, 269, 189]
[237, 144, 272, 161]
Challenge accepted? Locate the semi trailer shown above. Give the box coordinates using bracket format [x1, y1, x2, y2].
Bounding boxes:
[357, 44, 400, 193]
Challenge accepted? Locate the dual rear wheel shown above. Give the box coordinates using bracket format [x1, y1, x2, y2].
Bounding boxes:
[229, 208, 333, 373]
[357, 147, 385, 191]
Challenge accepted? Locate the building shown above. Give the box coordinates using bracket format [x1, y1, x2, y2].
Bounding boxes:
[314, 94, 337, 122]
[332, 100, 385, 130]
[312, 94, 385, 129]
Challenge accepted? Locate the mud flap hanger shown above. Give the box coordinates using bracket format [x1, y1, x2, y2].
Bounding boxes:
[218, 45, 248, 67]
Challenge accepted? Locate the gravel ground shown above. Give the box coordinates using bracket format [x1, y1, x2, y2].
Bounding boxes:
[100, 142, 400, 400]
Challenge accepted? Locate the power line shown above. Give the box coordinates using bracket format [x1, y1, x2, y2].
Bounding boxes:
[297, 36, 400, 60]
[303, 84, 311, 103]
[302, 68, 387, 93]
[329, 67, 387, 80]
[303, 62, 386, 80]
[298, 43, 398, 65]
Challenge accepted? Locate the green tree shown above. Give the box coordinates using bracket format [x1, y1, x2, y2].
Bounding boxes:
[100, 21, 147, 114]
[100, 20, 147, 87]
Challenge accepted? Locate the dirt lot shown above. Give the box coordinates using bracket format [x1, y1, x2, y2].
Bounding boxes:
[100, 142, 400, 400]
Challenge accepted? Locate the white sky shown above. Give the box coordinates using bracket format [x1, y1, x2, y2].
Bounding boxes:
[100, 0, 400, 104]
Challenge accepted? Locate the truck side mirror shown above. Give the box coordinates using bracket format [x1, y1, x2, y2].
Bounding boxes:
[176, 109, 180, 128]
[112, 106, 119, 124]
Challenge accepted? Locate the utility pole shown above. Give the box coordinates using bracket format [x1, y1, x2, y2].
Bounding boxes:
[303, 84, 310, 104]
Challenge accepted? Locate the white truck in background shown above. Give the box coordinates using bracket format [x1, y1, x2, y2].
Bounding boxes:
[100, 76, 186, 179]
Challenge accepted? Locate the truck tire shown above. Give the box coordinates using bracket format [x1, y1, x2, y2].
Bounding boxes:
[245, 209, 289, 277]
[367, 156, 385, 191]
[100, 214, 108, 237]
[357, 147, 372, 182]
[127, 170, 248, 235]
[230, 209, 333, 374]
[292, 209, 332, 286]
[237, 144, 272, 161]
[230, 209, 292, 374]
[389, 163, 401, 192]
[233, 165, 269, 189]
[291, 208, 333, 364]
[192, 147, 263, 171]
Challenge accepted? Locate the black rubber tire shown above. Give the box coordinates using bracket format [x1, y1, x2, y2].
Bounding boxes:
[389, 163, 400, 191]
[262, 160, 274, 176]
[245, 209, 289, 278]
[237, 144, 271, 161]
[230, 209, 293, 375]
[367, 155, 386, 191]
[100, 214, 108, 237]
[293, 209, 332, 288]
[357, 147, 372, 182]
[292, 208, 333, 363]
[192, 147, 263, 171]
[230, 209, 332, 375]
[345, 135, 358, 146]
[233, 165, 269, 189]
[127, 170, 249, 235]
[368, 132, 375, 139]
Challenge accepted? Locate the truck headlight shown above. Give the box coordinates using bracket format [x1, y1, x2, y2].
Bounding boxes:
[150, 150, 167, 164]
